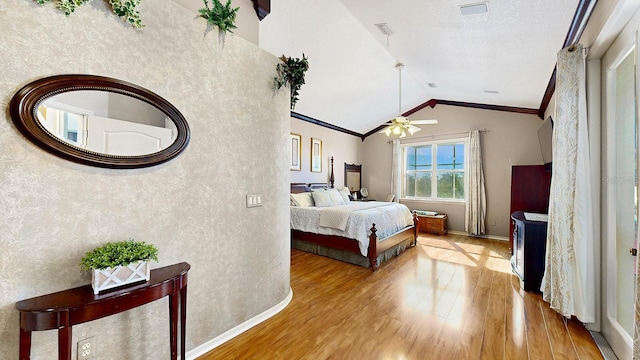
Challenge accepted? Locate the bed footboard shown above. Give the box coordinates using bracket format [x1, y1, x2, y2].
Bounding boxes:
[368, 213, 418, 271]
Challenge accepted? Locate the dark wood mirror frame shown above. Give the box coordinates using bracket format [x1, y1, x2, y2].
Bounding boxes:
[9, 74, 190, 169]
[344, 163, 362, 193]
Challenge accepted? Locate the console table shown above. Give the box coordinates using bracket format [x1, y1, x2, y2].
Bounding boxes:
[15, 262, 190, 360]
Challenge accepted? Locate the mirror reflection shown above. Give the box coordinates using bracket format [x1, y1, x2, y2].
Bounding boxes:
[37, 91, 177, 156]
[344, 163, 362, 195]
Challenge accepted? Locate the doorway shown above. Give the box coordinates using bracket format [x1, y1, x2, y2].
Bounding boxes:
[602, 29, 638, 360]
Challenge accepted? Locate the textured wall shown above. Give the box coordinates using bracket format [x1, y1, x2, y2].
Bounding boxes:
[362, 105, 545, 238]
[0, 1, 290, 359]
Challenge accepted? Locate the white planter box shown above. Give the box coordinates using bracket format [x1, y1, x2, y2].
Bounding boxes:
[91, 260, 151, 294]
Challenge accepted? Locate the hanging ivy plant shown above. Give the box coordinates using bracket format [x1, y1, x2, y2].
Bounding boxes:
[198, 0, 240, 35]
[35, 0, 144, 28]
[273, 54, 310, 110]
[107, 0, 143, 28]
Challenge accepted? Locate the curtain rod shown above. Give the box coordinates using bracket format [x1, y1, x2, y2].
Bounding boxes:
[386, 128, 488, 144]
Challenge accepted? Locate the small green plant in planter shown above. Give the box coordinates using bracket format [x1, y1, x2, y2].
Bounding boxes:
[35, 0, 144, 28]
[273, 54, 310, 110]
[198, 0, 240, 44]
[81, 239, 159, 294]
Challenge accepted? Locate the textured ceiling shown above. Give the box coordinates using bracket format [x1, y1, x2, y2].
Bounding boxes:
[259, 0, 580, 134]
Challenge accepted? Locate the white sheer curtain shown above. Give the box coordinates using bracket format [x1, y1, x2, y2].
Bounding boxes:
[636, 210, 640, 359]
[540, 44, 595, 322]
[390, 139, 401, 202]
[465, 130, 486, 235]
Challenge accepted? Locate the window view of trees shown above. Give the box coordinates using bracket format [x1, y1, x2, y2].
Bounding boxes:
[404, 142, 465, 200]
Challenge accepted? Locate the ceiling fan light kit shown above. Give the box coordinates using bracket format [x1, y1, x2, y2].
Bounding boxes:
[381, 63, 437, 138]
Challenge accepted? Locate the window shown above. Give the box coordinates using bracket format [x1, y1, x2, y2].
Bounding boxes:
[403, 140, 466, 200]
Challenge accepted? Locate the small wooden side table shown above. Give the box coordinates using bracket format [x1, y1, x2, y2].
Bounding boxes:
[417, 214, 448, 235]
[15, 262, 190, 360]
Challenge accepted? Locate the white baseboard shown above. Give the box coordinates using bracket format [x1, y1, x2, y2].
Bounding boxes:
[185, 287, 294, 360]
[446, 230, 509, 242]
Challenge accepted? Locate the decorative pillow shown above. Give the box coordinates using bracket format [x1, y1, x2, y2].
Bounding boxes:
[290, 192, 315, 207]
[311, 191, 332, 207]
[327, 188, 345, 205]
[338, 187, 351, 203]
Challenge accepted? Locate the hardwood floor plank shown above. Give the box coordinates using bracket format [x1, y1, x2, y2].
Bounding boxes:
[453, 331, 483, 360]
[504, 275, 529, 359]
[198, 234, 601, 360]
[479, 316, 505, 360]
[566, 317, 604, 360]
[541, 302, 580, 360]
[523, 292, 554, 359]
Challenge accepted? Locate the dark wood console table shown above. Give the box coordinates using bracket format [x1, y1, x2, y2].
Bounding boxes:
[15, 262, 190, 360]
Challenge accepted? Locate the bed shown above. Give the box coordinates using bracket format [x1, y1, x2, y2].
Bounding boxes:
[290, 182, 418, 271]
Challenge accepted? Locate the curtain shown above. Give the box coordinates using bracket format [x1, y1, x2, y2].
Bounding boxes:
[636, 210, 640, 358]
[390, 139, 401, 202]
[540, 44, 595, 322]
[465, 130, 486, 235]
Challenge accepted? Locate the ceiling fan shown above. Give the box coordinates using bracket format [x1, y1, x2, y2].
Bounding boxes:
[380, 63, 438, 138]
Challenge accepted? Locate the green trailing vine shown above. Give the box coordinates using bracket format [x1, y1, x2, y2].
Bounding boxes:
[273, 54, 310, 110]
[80, 239, 159, 270]
[35, 0, 144, 29]
[198, 0, 240, 34]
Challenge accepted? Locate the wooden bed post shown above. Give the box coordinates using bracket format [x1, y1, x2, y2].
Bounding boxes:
[369, 223, 378, 271]
[412, 213, 419, 246]
[329, 156, 335, 188]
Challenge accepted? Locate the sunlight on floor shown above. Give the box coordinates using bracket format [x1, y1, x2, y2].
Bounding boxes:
[417, 237, 513, 274]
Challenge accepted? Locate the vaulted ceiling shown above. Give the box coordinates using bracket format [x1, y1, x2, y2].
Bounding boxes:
[258, 0, 583, 135]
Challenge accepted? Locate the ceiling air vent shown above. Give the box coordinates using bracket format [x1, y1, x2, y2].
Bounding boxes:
[460, 2, 489, 16]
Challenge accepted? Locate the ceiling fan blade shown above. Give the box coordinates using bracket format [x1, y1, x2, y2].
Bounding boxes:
[379, 126, 392, 134]
[409, 119, 438, 125]
[407, 124, 422, 135]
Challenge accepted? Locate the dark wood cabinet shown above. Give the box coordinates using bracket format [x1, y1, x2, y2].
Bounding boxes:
[509, 165, 551, 253]
[417, 214, 447, 235]
[511, 211, 547, 292]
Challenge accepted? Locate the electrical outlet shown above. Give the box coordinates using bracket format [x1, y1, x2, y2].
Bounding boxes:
[77, 337, 95, 359]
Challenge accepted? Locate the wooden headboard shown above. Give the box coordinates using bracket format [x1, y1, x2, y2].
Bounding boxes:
[291, 183, 311, 194]
[290, 183, 331, 193]
[290, 156, 335, 193]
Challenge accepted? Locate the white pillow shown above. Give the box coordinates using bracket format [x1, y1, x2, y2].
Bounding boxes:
[290, 192, 315, 207]
[338, 187, 351, 203]
[327, 188, 345, 205]
[311, 191, 332, 207]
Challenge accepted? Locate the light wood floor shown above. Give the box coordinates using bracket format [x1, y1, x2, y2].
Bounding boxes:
[199, 233, 603, 359]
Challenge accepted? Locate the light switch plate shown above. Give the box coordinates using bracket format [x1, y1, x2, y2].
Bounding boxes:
[246, 194, 263, 208]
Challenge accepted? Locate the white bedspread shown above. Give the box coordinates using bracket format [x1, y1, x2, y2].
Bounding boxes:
[290, 202, 414, 256]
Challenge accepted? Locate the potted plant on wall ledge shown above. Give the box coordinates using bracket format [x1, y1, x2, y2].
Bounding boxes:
[80, 239, 159, 294]
[35, 0, 144, 28]
[198, 0, 240, 45]
[273, 54, 310, 110]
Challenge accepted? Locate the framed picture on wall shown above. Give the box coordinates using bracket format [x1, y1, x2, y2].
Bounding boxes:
[290, 133, 301, 171]
[311, 138, 322, 173]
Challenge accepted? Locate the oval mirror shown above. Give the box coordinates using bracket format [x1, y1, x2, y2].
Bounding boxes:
[10, 74, 190, 169]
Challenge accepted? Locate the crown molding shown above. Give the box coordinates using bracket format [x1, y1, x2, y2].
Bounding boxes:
[291, 112, 365, 140]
